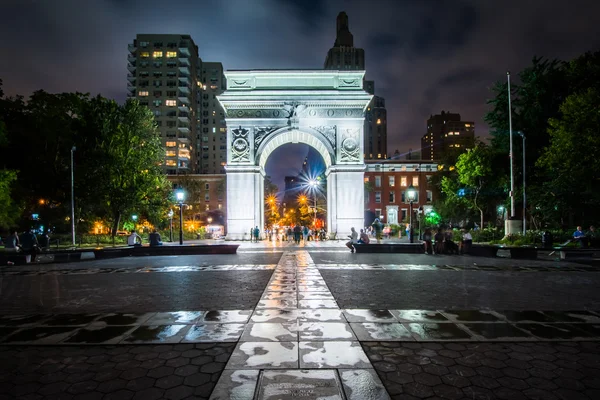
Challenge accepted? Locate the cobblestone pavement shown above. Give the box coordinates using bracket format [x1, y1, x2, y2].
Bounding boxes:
[2, 249, 600, 399]
[319, 269, 600, 310]
[362, 341, 600, 400]
[0, 270, 274, 314]
[0, 343, 235, 400]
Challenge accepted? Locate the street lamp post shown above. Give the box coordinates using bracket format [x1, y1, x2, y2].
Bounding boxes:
[168, 209, 174, 242]
[132, 215, 138, 233]
[516, 131, 526, 235]
[70, 146, 76, 247]
[309, 179, 320, 228]
[406, 184, 417, 243]
[176, 189, 185, 245]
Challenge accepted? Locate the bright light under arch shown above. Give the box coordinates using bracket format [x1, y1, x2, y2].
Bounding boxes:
[258, 129, 333, 170]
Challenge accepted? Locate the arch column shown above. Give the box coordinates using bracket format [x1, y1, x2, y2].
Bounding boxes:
[225, 165, 264, 240]
[326, 165, 366, 237]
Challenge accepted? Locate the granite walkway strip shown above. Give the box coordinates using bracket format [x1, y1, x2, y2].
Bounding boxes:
[210, 250, 390, 399]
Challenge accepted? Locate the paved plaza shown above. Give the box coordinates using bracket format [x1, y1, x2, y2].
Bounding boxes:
[1, 241, 600, 399]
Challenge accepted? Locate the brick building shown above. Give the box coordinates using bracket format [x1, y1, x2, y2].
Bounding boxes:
[364, 160, 438, 226]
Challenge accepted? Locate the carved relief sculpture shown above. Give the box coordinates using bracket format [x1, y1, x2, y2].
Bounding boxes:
[254, 126, 278, 152]
[231, 126, 250, 163]
[340, 128, 360, 162]
[310, 126, 337, 149]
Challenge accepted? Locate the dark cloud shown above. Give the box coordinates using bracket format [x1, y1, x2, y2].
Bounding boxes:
[1, 0, 599, 163]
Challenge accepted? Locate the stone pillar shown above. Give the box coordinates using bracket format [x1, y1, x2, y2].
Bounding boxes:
[326, 172, 337, 236]
[225, 166, 262, 240]
[329, 165, 365, 237]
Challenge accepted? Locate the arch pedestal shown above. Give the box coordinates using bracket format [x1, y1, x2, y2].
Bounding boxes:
[218, 70, 373, 240]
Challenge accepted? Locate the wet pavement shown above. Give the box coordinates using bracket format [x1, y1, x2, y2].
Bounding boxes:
[1, 248, 600, 398]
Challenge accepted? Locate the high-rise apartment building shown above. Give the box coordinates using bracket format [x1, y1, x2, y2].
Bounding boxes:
[324, 12, 387, 160]
[127, 34, 199, 174]
[127, 34, 227, 175]
[421, 111, 475, 161]
[197, 61, 227, 174]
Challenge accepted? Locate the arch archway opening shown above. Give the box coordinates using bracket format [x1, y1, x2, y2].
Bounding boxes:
[263, 143, 328, 238]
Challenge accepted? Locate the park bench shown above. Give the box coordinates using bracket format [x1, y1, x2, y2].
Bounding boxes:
[93, 244, 239, 259]
[468, 244, 499, 257]
[558, 248, 598, 261]
[353, 243, 424, 254]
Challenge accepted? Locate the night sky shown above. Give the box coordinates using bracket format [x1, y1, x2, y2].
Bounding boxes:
[1, 0, 599, 188]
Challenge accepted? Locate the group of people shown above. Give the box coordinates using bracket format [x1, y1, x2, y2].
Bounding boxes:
[251, 225, 328, 243]
[424, 228, 470, 255]
[572, 225, 598, 248]
[127, 230, 164, 247]
[1, 229, 51, 262]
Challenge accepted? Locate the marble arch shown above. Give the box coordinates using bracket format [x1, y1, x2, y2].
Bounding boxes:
[218, 70, 372, 240]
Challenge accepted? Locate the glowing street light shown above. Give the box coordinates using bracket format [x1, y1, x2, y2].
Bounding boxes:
[406, 184, 417, 243]
[168, 209, 174, 242]
[175, 189, 186, 245]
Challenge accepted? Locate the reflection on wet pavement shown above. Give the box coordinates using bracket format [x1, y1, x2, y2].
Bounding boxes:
[122, 324, 189, 343]
[406, 322, 473, 340]
[64, 325, 134, 344]
[183, 323, 245, 342]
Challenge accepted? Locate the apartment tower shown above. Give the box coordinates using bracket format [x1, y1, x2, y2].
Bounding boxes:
[127, 34, 227, 175]
[421, 111, 475, 161]
[324, 12, 388, 160]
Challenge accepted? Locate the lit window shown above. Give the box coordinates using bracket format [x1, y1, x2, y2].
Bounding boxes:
[412, 176, 419, 186]
[465, 124, 471, 127]
[165, 100, 177, 106]
[165, 141, 177, 147]
[166, 150, 176, 157]
[212, 127, 216, 133]
[377, 154, 381, 159]
[138, 91, 149, 97]
[364, 177, 369, 183]
[400, 176, 407, 187]
[166, 51, 177, 58]
[218, 204, 222, 209]
[389, 176, 395, 187]
[153, 51, 163, 58]
[376, 119, 381, 125]
[165, 160, 176, 166]
[140, 52, 150, 58]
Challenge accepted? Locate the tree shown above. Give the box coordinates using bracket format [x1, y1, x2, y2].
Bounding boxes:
[79, 97, 170, 235]
[442, 144, 506, 228]
[537, 88, 600, 224]
[0, 121, 20, 229]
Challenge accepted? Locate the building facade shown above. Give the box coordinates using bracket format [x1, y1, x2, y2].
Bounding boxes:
[324, 12, 387, 160]
[197, 62, 227, 174]
[364, 160, 438, 226]
[128, 34, 199, 174]
[421, 111, 475, 161]
[128, 34, 227, 175]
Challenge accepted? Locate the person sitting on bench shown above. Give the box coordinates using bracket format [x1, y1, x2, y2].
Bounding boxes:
[149, 229, 163, 247]
[127, 231, 143, 247]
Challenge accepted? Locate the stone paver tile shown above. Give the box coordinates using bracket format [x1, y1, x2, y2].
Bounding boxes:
[209, 369, 260, 399]
[343, 309, 397, 322]
[462, 323, 533, 340]
[240, 323, 297, 342]
[298, 299, 339, 309]
[298, 322, 356, 341]
[299, 341, 371, 369]
[339, 369, 391, 400]
[256, 299, 298, 309]
[297, 309, 344, 322]
[226, 341, 298, 369]
[64, 326, 135, 344]
[182, 324, 245, 342]
[198, 310, 252, 324]
[406, 323, 472, 341]
[121, 325, 190, 344]
[350, 323, 413, 341]
[250, 310, 298, 323]
[145, 311, 205, 325]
